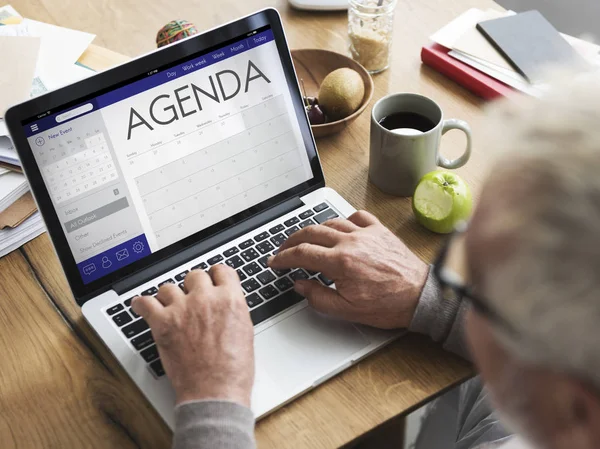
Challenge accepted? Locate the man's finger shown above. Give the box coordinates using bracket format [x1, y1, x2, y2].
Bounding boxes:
[209, 264, 239, 287]
[294, 280, 353, 320]
[348, 210, 380, 228]
[156, 282, 184, 306]
[269, 243, 334, 273]
[279, 224, 343, 252]
[321, 218, 359, 233]
[185, 269, 213, 292]
[131, 295, 164, 327]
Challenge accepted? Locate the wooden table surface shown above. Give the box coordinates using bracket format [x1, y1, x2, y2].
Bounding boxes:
[0, 0, 504, 447]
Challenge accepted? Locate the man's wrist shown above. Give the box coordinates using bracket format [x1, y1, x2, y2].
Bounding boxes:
[175, 383, 252, 408]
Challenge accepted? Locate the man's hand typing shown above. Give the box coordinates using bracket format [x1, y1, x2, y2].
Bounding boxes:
[132, 265, 254, 406]
[269, 210, 428, 329]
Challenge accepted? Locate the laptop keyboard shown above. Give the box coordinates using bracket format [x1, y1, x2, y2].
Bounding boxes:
[104, 202, 338, 378]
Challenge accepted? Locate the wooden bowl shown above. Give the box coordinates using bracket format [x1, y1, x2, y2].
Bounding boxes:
[291, 49, 374, 138]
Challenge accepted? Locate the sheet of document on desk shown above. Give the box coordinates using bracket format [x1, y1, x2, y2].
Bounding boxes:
[21, 19, 95, 93]
[0, 4, 22, 25]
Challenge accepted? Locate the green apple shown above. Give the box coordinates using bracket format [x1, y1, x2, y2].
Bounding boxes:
[412, 170, 473, 234]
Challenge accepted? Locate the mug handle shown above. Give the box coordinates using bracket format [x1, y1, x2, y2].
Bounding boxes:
[437, 119, 472, 169]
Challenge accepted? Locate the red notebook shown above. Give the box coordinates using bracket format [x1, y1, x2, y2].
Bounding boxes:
[421, 43, 515, 100]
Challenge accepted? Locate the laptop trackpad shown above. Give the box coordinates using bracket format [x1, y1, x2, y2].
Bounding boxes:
[255, 307, 370, 392]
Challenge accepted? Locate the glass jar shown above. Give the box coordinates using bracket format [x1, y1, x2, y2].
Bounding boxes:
[348, 0, 397, 74]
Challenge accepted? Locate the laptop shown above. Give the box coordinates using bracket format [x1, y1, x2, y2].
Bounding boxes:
[6, 8, 399, 427]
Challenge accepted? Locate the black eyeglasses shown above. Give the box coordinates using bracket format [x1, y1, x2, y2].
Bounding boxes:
[432, 225, 519, 338]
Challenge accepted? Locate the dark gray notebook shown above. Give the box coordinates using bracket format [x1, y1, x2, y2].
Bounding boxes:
[476, 10, 588, 83]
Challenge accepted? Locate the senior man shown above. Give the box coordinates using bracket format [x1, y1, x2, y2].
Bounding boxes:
[132, 78, 600, 449]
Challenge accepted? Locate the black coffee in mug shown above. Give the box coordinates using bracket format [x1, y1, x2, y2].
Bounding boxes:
[378, 112, 436, 133]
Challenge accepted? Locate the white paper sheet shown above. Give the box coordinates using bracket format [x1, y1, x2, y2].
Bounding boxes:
[0, 4, 22, 23]
[20, 18, 95, 94]
[0, 23, 29, 36]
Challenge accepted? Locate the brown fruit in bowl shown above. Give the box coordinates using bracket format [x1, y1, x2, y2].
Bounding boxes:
[318, 68, 365, 121]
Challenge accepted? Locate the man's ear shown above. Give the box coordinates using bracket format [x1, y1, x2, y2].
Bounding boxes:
[561, 378, 600, 449]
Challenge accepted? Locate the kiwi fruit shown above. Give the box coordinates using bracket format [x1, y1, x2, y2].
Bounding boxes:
[318, 68, 365, 121]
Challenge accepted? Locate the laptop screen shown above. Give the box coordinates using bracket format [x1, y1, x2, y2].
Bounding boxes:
[21, 26, 314, 284]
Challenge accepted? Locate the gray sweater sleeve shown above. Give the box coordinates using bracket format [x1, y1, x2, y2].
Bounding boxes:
[172, 400, 256, 449]
[409, 266, 472, 361]
[410, 268, 514, 449]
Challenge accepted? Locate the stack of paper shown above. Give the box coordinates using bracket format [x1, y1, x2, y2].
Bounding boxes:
[428, 8, 600, 97]
[0, 212, 45, 258]
[0, 4, 96, 169]
[0, 170, 28, 212]
[0, 4, 95, 257]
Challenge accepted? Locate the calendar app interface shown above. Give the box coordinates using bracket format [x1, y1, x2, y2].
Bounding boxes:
[24, 27, 313, 284]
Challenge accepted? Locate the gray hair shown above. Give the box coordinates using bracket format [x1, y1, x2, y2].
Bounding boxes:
[472, 72, 600, 390]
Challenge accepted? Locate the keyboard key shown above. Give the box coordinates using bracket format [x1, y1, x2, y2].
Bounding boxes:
[250, 290, 304, 325]
[243, 262, 262, 276]
[299, 210, 314, 219]
[246, 293, 264, 308]
[272, 267, 291, 276]
[122, 319, 149, 338]
[130, 308, 139, 319]
[140, 344, 160, 363]
[256, 241, 274, 254]
[158, 279, 175, 287]
[258, 255, 270, 269]
[192, 262, 208, 270]
[240, 248, 259, 262]
[290, 269, 309, 281]
[226, 255, 244, 269]
[178, 282, 185, 292]
[284, 216, 300, 227]
[239, 239, 254, 249]
[174, 271, 188, 282]
[313, 202, 328, 212]
[270, 233, 287, 247]
[274, 276, 294, 292]
[236, 269, 247, 281]
[241, 278, 261, 293]
[259, 284, 279, 299]
[299, 219, 315, 228]
[307, 270, 319, 276]
[254, 231, 270, 242]
[131, 330, 154, 350]
[269, 224, 285, 234]
[141, 286, 158, 296]
[149, 359, 165, 377]
[112, 311, 132, 326]
[207, 254, 224, 265]
[124, 297, 133, 307]
[223, 247, 239, 257]
[257, 270, 276, 285]
[314, 209, 339, 224]
[106, 304, 124, 315]
[318, 273, 334, 286]
[285, 225, 300, 236]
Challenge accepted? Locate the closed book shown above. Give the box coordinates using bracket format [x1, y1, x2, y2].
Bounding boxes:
[421, 43, 515, 100]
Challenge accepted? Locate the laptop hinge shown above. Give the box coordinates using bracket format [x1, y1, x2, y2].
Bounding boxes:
[112, 195, 304, 295]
